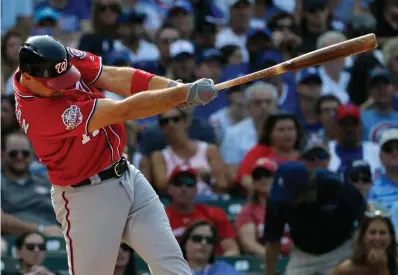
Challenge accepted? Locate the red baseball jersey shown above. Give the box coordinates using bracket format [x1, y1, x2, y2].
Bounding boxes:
[166, 204, 237, 256]
[13, 48, 126, 186]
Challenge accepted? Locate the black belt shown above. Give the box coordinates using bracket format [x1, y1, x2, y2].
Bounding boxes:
[71, 157, 128, 188]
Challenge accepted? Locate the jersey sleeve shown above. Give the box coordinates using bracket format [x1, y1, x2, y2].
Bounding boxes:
[67, 47, 103, 86]
[25, 97, 97, 138]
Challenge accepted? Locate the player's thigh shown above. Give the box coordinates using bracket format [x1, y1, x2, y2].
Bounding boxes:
[51, 182, 130, 275]
[121, 172, 191, 275]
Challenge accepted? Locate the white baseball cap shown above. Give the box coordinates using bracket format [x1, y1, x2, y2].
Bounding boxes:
[379, 128, 398, 147]
[169, 40, 195, 59]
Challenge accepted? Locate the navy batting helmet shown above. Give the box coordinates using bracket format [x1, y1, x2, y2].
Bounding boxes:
[19, 35, 81, 90]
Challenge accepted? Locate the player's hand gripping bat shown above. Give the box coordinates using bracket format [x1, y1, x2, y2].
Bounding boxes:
[214, 33, 378, 91]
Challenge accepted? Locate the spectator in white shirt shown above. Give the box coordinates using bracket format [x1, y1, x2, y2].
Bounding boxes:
[220, 81, 278, 179]
[113, 10, 160, 62]
[215, 0, 253, 62]
[209, 85, 247, 143]
[317, 31, 351, 104]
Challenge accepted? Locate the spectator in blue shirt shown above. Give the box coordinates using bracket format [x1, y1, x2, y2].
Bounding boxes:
[179, 220, 242, 275]
[368, 129, 398, 210]
[361, 68, 398, 142]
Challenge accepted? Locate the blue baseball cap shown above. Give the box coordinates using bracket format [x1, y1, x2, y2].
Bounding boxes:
[247, 27, 271, 39]
[105, 51, 131, 66]
[269, 162, 310, 203]
[369, 68, 392, 84]
[296, 67, 322, 84]
[259, 49, 283, 66]
[197, 48, 223, 64]
[344, 160, 372, 183]
[35, 7, 59, 24]
[168, 0, 193, 15]
[118, 10, 146, 24]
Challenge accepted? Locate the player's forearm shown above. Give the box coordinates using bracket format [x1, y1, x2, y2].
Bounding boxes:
[265, 242, 281, 275]
[95, 66, 179, 97]
[120, 85, 187, 120]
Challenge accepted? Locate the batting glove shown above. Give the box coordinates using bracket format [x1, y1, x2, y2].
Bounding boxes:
[186, 78, 218, 106]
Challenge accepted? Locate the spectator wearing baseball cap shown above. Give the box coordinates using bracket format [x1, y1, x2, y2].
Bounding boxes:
[292, 67, 324, 134]
[193, 48, 227, 120]
[368, 129, 398, 210]
[32, 7, 59, 36]
[113, 10, 160, 63]
[168, 40, 196, 83]
[264, 161, 366, 275]
[328, 103, 382, 177]
[166, 0, 193, 40]
[301, 135, 330, 171]
[165, 165, 240, 257]
[297, 0, 331, 54]
[235, 158, 293, 257]
[361, 68, 398, 142]
[345, 160, 373, 198]
[215, 0, 253, 62]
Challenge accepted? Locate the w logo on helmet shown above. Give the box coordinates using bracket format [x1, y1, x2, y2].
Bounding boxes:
[55, 59, 68, 74]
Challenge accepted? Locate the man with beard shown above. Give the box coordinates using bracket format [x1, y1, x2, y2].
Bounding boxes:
[113, 10, 160, 63]
[327, 104, 382, 177]
[361, 68, 398, 142]
[1, 132, 60, 227]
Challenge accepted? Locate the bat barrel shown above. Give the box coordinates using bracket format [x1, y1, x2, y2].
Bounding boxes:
[214, 33, 378, 91]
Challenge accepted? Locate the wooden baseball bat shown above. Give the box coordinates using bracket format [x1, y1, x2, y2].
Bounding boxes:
[214, 33, 378, 91]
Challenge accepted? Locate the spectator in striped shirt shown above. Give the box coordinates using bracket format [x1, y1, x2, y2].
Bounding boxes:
[368, 129, 398, 210]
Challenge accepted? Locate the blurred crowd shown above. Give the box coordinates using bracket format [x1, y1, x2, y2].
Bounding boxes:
[1, 0, 398, 274]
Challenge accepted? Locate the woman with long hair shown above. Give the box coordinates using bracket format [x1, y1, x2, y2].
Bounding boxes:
[179, 220, 242, 275]
[333, 210, 398, 275]
[235, 111, 302, 194]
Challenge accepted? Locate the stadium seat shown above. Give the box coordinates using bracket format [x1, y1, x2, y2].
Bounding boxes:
[1, 256, 19, 273]
[134, 254, 289, 275]
[202, 198, 246, 221]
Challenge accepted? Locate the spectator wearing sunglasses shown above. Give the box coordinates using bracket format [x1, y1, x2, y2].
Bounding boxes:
[12, 232, 56, 275]
[166, 166, 239, 256]
[151, 108, 229, 197]
[264, 161, 366, 275]
[179, 220, 242, 275]
[301, 135, 331, 171]
[368, 129, 398, 210]
[235, 158, 293, 257]
[333, 210, 397, 275]
[1, 132, 60, 229]
[345, 160, 373, 199]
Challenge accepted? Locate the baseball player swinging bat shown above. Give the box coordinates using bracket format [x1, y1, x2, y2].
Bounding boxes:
[13, 33, 375, 275]
[215, 33, 378, 90]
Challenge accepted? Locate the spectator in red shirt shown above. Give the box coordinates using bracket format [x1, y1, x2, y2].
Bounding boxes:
[165, 165, 239, 256]
[235, 157, 292, 257]
[235, 111, 302, 193]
